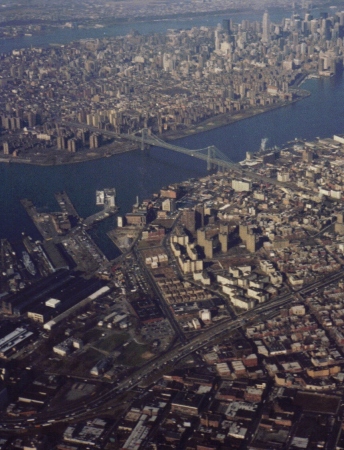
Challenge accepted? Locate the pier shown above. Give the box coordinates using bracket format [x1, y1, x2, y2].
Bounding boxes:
[54, 191, 80, 220]
[83, 206, 119, 227]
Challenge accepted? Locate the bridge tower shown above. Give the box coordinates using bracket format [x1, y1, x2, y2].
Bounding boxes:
[141, 128, 151, 151]
[207, 146, 217, 171]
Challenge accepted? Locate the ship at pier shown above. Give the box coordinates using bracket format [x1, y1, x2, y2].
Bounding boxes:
[22, 251, 36, 276]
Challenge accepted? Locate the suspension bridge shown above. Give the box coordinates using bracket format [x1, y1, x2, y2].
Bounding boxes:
[62, 121, 239, 171]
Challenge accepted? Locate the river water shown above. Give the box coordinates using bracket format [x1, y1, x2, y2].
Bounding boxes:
[0, 8, 294, 54]
[1, 8, 343, 259]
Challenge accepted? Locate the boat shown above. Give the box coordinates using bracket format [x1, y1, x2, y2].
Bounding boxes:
[22, 251, 36, 276]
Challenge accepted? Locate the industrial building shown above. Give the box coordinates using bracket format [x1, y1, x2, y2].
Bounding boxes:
[1, 269, 104, 323]
[0, 327, 34, 358]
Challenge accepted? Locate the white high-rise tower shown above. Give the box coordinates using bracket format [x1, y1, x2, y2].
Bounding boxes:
[215, 28, 221, 51]
[262, 11, 270, 43]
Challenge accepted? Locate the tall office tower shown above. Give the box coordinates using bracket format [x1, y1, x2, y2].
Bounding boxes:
[262, 11, 270, 43]
[292, 31, 299, 46]
[222, 19, 231, 35]
[215, 29, 221, 51]
[310, 19, 319, 34]
[321, 18, 331, 40]
[339, 11, 344, 27]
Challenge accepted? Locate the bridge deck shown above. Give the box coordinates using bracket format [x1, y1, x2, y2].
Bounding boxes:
[62, 121, 288, 186]
[62, 121, 238, 170]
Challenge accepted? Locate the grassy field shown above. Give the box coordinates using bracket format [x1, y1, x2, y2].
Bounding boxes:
[81, 328, 104, 343]
[117, 341, 153, 366]
[96, 332, 130, 352]
[63, 347, 104, 375]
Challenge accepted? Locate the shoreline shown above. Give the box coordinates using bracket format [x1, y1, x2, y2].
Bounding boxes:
[164, 89, 310, 142]
[0, 89, 310, 167]
[0, 6, 290, 35]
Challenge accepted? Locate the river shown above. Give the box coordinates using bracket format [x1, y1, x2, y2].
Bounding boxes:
[1, 8, 343, 259]
[1, 74, 344, 259]
[1, 7, 305, 54]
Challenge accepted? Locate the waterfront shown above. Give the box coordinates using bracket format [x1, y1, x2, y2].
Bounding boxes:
[1, 74, 344, 259]
[1, 6, 344, 259]
[0, 8, 292, 54]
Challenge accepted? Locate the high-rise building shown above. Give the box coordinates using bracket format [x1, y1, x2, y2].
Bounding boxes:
[89, 133, 100, 149]
[246, 231, 256, 253]
[3, 142, 9, 155]
[262, 11, 270, 43]
[339, 11, 344, 26]
[222, 19, 231, 35]
[321, 18, 331, 40]
[27, 112, 37, 127]
[195, 204, 205, 229]
[57, 136, 67, 150]
[219, 233, 228, 253]
[302, 149, 313, 162]
[215, 29, 221, 51]
[67, 138, 77, 153]
[182, 208, 196, 233]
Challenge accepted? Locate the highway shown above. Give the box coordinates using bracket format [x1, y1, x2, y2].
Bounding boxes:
[3, 267, 344, 432]
[6, 121, 338, 437]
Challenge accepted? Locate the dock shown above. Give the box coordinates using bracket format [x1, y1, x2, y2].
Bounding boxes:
[54, 191, 81, 220]
[84, 206, 118, 227]
[20, 199, 51, 239]
[22, 190, 118, 241]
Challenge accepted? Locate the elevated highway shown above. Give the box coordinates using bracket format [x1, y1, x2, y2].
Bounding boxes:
[3, 269, 344, 432]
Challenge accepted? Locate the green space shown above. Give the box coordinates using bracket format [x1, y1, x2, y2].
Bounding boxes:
[117, 341, 152, 366]
[50, 347, 104, 376]
[71, 348, 104, 374]
[79, 328, 104, 344]
[95, 332, 130, 352]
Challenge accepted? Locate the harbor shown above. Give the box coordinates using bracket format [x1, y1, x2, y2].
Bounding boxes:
[1, 74, 344, 256]
[20, 189, 120, 273]
[84, 189, 119, 228]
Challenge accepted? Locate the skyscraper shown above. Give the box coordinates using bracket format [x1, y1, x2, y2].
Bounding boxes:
[222, 19, 231, 35]
[262, 11, 270, 43]
[215, 28, 221, 51]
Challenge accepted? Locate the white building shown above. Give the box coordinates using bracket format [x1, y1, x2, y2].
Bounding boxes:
[232, 179, 252, 192]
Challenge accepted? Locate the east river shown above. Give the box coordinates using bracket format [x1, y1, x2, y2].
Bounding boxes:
[1, 10, 344, 259]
